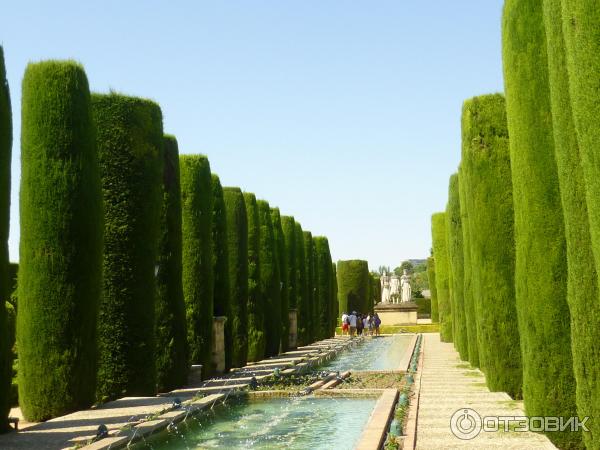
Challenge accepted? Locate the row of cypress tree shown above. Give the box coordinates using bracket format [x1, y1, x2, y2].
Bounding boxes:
[431, 2, 600, 447]
[0, 54, 338, 425]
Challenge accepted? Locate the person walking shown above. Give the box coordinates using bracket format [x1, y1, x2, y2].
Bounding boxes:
[373, 312, 381, 336]
[341, 312, 349, 336]
[366, 314, 372, 336]
[357, 313, 364, 336]
[349, 311, 357, 337]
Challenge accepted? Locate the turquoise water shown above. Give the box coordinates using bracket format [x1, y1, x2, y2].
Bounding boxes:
[321, 334, 413, 371]
[136, 396, 376, 450]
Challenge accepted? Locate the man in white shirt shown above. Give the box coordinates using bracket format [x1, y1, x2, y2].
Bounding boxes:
[341, 312, 349, 335]
[349, 311, 358, 337]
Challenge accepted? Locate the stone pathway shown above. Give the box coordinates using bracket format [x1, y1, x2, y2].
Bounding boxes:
[0, 336, 358, 450]
[414, 333, 556, 449]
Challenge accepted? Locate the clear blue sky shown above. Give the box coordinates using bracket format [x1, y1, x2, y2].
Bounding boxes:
[1, 0, 504, 269]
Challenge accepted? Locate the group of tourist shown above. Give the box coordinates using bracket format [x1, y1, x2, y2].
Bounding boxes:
[340, 311, 381, 337]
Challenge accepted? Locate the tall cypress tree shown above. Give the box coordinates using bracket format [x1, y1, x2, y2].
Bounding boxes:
[427, 257, 438, 323]
[544, 1, 600, 446]
[271, 209, 289, 351]
[211, 175, 231, 369]
[462, 94, 521, 397]
[337, 260, 370, 315]
[331, 263, 338, 333]
[303, 231, 314, 343]
[446, 174, 468, 361]
[155, 135, 188, 392]
[431, 212, 452, 342]
[458, 164, 479, 367]
[0, 46, 11, 431]
[281, 216, 296, 312]
[314, 237, 332, 340]
[294, 222, 308, 345]
[258, 200, 281, 357]
[19, 61, 102, 420]
[93, 93, 162, 401]
[503, 2, 579, 446]
[180, 155, 214, 377]
[223, 188, 248, 367]
[243, 193, 265, 362]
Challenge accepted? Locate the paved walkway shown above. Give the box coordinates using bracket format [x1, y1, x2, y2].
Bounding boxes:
[414, 333, 556, 449]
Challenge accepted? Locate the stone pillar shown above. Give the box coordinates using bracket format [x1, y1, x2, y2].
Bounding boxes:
[288, 309, 298, 349]
[212, 316, 227, 374]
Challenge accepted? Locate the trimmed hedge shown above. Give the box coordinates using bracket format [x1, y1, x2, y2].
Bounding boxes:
[0, 46, 11, 431]
[271, 209, 289, 351]
[502, 2, 579, 446]
[295, 222, 308, 345]
[19, 62, 103, 420]
[431, 213, 452, 342]
[93, 92, 162, 401]
[155, 135, 188, 392]
[337, 260, 369, 315]
[331, 262, 338, 333]
[223, 188, 248, 367]
[314, 237, 332, 339]
[457, 165, 479, 367]
[371, 274, 381, 307]
[281, 216, 297, 314]
[544, 1, 600, 446]
[211, 175, 231, 368]
[461, 94, 521, 397]
[180, 155, 214, 375]
[445, 174, 468, 361]
[427, 257, 438, 322]
[258, 200, 281, 357]
[243, 193, 265, 362]
[303, 231, 315, 343]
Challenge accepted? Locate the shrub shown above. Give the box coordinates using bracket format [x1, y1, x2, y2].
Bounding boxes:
[544, 1, 600, 446]
[445, 174, 468, 361]
[457, 165, 479, 367]
[243, 193, 265, 362]
[155, 135, 188, 392]
[223, 188, 248, 367]
[461, 94, 522, 397]
[303, 231, 314, 343]
[431, 213, 452, 342]
[258, 200, 281, 357]
[211, 175, 231, 368]
[271, 209, 289, 351]
[20, 61, 103, 420]
[295, 222, 308, 345]
[0, 46, 11, 431]
[180, 155, 214, 376]
[426, 257, 438, 323]
[331, 262, 338, 333]
[314, 237, 332, 339]
[503, 2, 579, 446]
[93, 92, 162, 401]
[337, 260, 370, 315]
[415, 298, 431, 317]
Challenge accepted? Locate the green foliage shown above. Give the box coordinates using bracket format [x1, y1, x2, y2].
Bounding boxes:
[415, 298, 431, 317]
[6, 263, 17, 310]
[155, 135, 188, 392]
[303, 231, 315, 343]
[258, 200, 281, 357]
[395, 261, 414, 276]
[461, 94, 522, 398]
[371, 274, 381, 306]
[503, 2, 579, 446]
[544, 1, 600, 446]
[243, 193, 265, 362]
[281, 216, 297, 314]
[223, 188, 248, 367]
[431, 213, 452, 342]
[0, 46, 11, 431]
[445, 174, 468, 361]
[93, 92, 162, 401]
[19, 61, 103, 420]
[314, 237, 332, 340]
[211, 175, 231, 368]
[457, 165, 479, 368]
[180, 155, 214, 375]
[330, 262, 338, 333]
[427, 257, 438, 322]
[295, 223, 308, 345]
[271, 209, 289, 352]
[336, 260, 370, 315]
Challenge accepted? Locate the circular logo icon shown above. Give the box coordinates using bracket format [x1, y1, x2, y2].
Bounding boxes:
[450, 408, 482, 440]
